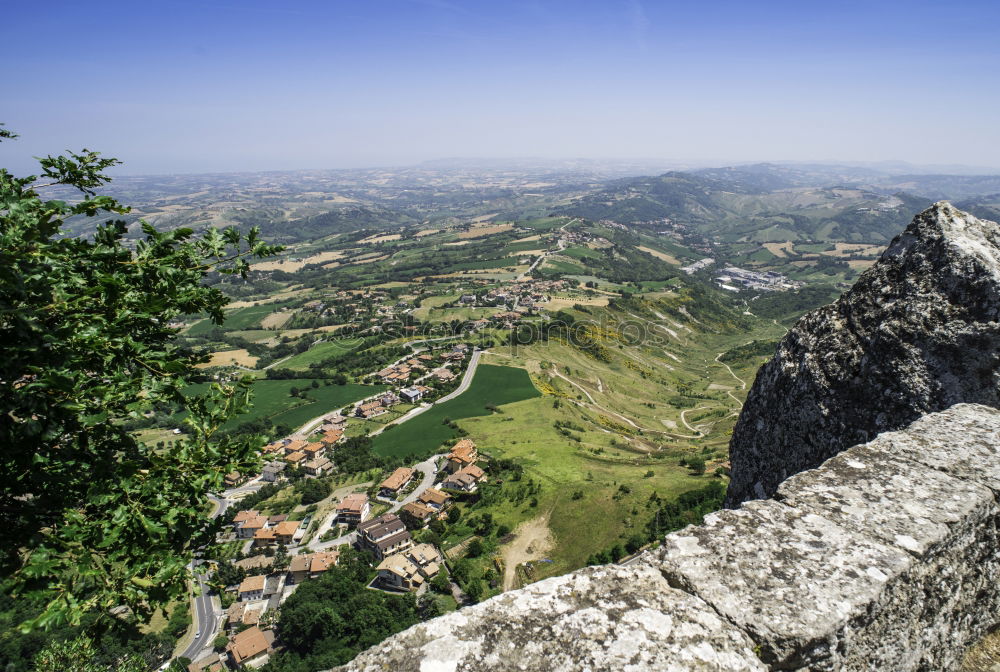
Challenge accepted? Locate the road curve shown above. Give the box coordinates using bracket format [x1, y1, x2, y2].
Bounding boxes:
[178, 494, 228, 662]
[369, 349, 484, 437]
[307, 453, 443, 552]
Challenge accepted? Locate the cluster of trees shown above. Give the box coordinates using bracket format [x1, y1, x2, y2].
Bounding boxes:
[297, 479, 331, 505]
[0, 593, 174, 672]
[327, 436, 386, 475]
[266, 368, 349, 383]
[647, 481, 726, 537]
[314, 341, 409, 379]
[750, 284, 841, 322]
[260, 549, 435, 672]
[584, 480, 727, 567]
[718, 339, 780, 366]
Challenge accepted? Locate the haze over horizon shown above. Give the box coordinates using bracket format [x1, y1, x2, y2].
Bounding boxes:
[4, 0, 1000, 175]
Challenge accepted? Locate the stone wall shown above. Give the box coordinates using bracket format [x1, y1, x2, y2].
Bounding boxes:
[335, 403, 1000, 671]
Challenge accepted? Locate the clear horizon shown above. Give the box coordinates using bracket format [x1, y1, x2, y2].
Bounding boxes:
[4, 0, 1000, 175]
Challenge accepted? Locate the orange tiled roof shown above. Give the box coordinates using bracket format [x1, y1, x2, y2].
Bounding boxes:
[273, 520, 299, 537]
[238, 575, 266, 593]
[227, 626, 269, 664]
[448, 439, 477, 463]
[418, 488, 450, 506]
[459, 463, 485, 480]
[253, 528, 276, 541]
[337, 493, 368, 514]
[233, 510, 260, 524]
[380, 467, 413, 492]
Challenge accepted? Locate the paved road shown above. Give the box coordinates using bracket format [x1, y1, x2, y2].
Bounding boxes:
[173, 344, 480, 662]
[516, 220, 573, 281]
[178, 494, 229, 662]
[307, 453, 443, 552]
[435, 349, 482, 403]
[369, 349, 484, 437]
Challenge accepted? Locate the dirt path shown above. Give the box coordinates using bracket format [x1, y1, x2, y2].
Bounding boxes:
[551, 369, 596, 404]
[502, 513, 554, 591]
[549, 370, 648, 431]
[714, 352, 748, 408]
[679, 405, 710, 435]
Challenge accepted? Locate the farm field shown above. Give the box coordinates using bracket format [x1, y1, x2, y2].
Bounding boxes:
[186, 380, 384, 431]
[251, 249, 346, 272]
[195, 348, 259, 369]
[224, 303, 292, 330]
[637, 246, 680, 265]
[540, 257, 585, 274]
[371, 364, 540, 458]
[279, 338, 367, 370]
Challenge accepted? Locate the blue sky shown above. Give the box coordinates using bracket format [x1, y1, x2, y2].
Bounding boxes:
[3, 0, 999, 174]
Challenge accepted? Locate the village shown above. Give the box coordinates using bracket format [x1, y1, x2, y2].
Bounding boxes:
[266, 275, 569, 339]
[188, 435, 488, 671]
[184, 285, 512, 671]
[172, 223, 704, 671]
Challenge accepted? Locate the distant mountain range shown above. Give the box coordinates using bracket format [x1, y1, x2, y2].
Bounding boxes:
[554, 163, 1000, 244]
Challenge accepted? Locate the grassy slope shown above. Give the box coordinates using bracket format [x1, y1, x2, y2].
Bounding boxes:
[459, 396, 707, 577]
[447, 295, 786, 581]
[279, 338, 367, 370]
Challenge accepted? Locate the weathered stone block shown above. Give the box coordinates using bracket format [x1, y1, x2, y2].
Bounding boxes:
[773, 407, 1000, 670]
[336, 563, 766, 672]
[646, 499, 913, 670]
[875, 403, 1000, 496]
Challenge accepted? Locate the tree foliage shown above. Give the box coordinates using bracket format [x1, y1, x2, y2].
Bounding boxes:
[263, 549, 420, 671]
[0, 133, 282, 631]
[32, 635, 146, 672]
[297, 479, 331, 505]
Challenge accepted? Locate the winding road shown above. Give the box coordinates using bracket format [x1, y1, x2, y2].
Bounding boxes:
[516, 220, 573, 281]
[713, 352, 748, 409]
[369, 349, 484, 437]
[178, 494, 229, 663]
[307, 453, 443, 552]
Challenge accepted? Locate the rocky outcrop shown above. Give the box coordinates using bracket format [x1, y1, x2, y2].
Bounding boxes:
[726, 202, 1000, 506]
[335, 404, 1000, 672]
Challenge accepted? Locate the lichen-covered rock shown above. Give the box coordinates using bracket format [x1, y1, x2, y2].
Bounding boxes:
[774, 416, 997, 559]
[335, 563, 766, 672]
[646, 499, 914, 670]
[771, 404, 1000, 671]
[875, 403, 1000, 496]
[726, 202, 1000, 506]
